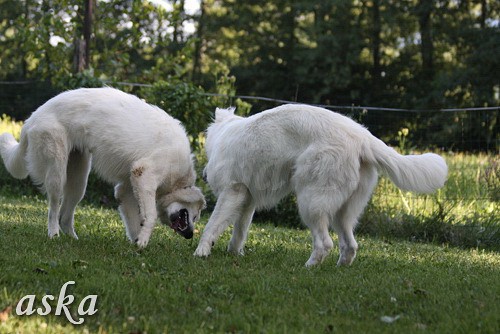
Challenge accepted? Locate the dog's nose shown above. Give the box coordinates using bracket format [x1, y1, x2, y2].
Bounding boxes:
[181, 228, 193, 239]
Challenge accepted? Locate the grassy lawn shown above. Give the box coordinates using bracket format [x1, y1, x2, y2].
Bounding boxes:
[1, 195, 499, 333]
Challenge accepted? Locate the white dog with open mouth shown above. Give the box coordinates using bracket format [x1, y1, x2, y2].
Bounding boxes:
[194, 105, 447, 266]
[0, 87, 205, 246]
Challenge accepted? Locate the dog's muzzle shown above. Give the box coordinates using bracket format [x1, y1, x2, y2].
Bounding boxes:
[169, 209, 193, 239]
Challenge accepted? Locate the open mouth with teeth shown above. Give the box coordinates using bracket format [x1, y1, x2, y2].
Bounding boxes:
[169, 209, 192, 238]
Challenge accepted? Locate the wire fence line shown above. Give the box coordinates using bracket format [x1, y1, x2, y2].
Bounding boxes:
[110, 80, 500, 113]
[203, 93, 499, 113]
[0, 79, 498, 114]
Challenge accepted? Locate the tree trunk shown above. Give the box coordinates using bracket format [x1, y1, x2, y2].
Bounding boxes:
[22, 0, 30, 78]
[83, 0, 93, 70]
[285, 2, 296, 100]
[73, 39, 86, 73]
[371, 0, 382, 99]
[192, 0, 205, 83]
[417, 0, 434, 80]
[480, 0, 487, 29]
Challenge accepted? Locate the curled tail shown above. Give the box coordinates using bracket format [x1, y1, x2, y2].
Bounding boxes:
[364, 136, 448, 194]
[0, 130, 29, 179]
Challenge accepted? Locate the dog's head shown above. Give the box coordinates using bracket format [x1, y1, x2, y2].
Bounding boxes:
[157, 186, 206, 239]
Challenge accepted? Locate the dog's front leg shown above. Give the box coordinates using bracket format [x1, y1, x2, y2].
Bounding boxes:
[115, 182, 142, 242]
[194, 183, 251, 257]
[129, 164, 159, 248]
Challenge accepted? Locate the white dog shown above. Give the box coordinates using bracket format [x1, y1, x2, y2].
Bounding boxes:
[0, 87, 205, 247]
[194, 105, 447, 266]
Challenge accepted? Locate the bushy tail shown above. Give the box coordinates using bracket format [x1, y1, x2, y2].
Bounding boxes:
[0, 131, 29, 179]
[364, 137, 448, 194]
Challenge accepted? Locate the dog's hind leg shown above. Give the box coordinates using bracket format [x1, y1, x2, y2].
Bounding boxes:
[59, 150, 91, 239]
[227, 201, 255, 255]
[334, 164, 378, 266]
[194, 183, 251, 257]
[42, 162, 66, 239]
[115, 181, 142, 242]
[297, 196, 334, 267]
[293, 148, 359, 267]
[29, 131, 69, 239]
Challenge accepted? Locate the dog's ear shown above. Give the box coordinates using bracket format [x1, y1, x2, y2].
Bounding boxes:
[215, 107, 236, 122]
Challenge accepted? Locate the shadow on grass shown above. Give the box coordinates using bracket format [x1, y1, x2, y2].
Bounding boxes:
[357, 203, 500, 252]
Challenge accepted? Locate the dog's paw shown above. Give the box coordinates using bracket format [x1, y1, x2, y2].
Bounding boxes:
[60, 226, 79, 240]
[337, 246, 356, 266]
[305, 258, 319, 267]
[305, 252, 326, 267]
[48, 227, 60, 239]
[135, 235, 150, 248]
[135, 227, 153, 248]
[193, 243, 212, 257]
[336, 253, 356, 266]
[227, 244, 245, 256]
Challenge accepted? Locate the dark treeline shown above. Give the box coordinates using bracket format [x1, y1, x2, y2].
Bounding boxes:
[0, 0, 498, 150]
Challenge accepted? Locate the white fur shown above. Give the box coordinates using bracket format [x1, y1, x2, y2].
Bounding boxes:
[0, 87, 205, 246]
[194, 104, 448, 266]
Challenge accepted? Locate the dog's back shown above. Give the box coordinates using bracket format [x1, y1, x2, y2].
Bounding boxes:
[22, 87, 190, 183]
[205, 104, 371, 207]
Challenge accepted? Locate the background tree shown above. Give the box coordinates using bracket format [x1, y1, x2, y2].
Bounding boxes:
[0, 0, 497, 150]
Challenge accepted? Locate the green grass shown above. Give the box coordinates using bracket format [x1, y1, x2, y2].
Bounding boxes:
[1, 196, 499, 333]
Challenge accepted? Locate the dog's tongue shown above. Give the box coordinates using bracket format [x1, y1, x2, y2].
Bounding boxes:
[170, 209, 188, 232]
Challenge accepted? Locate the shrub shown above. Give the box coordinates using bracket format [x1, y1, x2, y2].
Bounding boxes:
[53, 69, 105, 90]
[138, 80, 214, 140]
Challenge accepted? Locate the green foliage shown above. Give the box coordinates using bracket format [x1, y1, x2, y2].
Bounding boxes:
[137, 74, 251, 141]
[198, 0, 499, 110]
[138, 80, 215, 138]
[1, 0, 498, 149]
[52, 69, 105, 91]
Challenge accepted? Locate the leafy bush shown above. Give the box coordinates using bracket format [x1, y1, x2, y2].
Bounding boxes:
[139, 80, 215, 140]
[52, 69, 105, 90]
